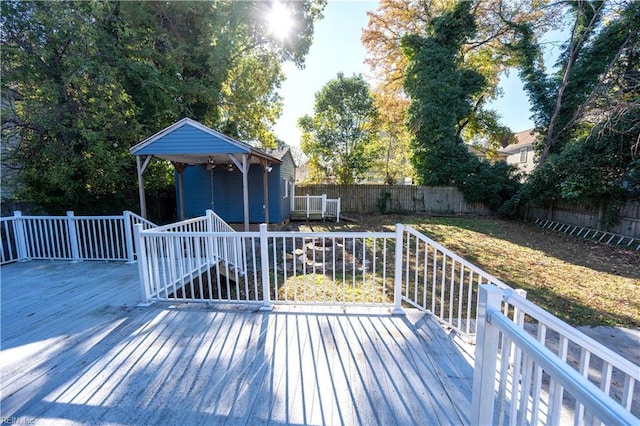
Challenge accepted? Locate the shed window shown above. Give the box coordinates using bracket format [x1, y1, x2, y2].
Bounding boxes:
[282, 178, 289, 199]
[519, 148, 528, 163]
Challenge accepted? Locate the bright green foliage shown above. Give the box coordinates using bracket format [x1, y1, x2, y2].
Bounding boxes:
[1, 0, 324, 215]
[511, 0, 640, 211]
[512, 0, 639, 159]
[1, 2, 139, 213]
[400, 2, 522, 211]
[298, 73, 379, 185]
[462, 161, 522, 214]
[401, 1, 484, 186]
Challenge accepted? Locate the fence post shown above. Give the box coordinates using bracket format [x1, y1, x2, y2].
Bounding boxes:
[133, 224, 153, 306]
[471, 284, 503, 425]
[123, 211, 136, 264]
[336, 198, 341, 223]
[66, 211, 81, 262]
[13, 211, 28, 262]
[391, 223, 405, 315]
[259, 223, 273, 311]
[306, 194, 310, 219]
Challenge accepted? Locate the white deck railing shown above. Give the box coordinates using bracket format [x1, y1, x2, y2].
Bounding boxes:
[4, 212, 639, 424]
[0, 211, 155, 264]
[293, 194, 341, 222]
[399, 225, 512, 335]
[135, 221, 398, 308]
[473, 285, 639, 425]
[134, 220, 510, 335]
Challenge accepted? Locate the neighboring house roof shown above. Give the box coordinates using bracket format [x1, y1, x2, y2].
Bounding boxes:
[129, 118, 281, 166]
[264, 147, 295, 165]
[499, 129, 537, 154]
[499, 129, 538, 176]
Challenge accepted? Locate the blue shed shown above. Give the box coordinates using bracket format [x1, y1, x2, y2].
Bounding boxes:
[179, 148, 295, 224]
[130, 118, 293, 230]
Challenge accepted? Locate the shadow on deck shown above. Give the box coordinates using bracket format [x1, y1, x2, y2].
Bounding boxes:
[1, 261, 473, 425]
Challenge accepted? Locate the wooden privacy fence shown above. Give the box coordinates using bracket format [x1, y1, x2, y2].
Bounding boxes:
[295, 185, 491, 215]
[525, 199, 640, 238]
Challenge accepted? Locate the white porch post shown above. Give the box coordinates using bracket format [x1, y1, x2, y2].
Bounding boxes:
[471, 284, 502, 425]
[12, 211, 28, 261]
[136, 155, 148, 219]
[259, 223, 273, 311]
[242, 154, 249, 231]
[321, 194, 327, 219]
[133, 223, 153, 306]
[261, 159, 270, 225]
[123, 211, 135, 264]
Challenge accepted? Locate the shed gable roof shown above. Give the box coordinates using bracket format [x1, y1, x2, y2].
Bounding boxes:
[129, 118, 281, 165]
[130, 118, 253, 155]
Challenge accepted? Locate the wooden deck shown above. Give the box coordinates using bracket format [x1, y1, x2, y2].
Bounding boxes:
[1, 261, 474, 425]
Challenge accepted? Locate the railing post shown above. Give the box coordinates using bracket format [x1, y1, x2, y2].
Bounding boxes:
[336, 198, 341, 223]
[259, 223, 273, 311]
[12, 211, 28, 262]
[205, 209, 214, 232]
[123, 211, 136, 264]
[471, 284, 503, 425]
[133, 224, 153, 306]
[322, 194, 327, 219]
[306, 194, 310, 219]
[205, 209, 217, 265]
[66, 211, 81, 262]
[391, 223, 405, 315]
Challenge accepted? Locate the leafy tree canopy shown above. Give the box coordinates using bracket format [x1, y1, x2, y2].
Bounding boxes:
[511, 0, 639, 163]
[298, 73, 379, 185]
[363, 0, 559, 153]
[511, 0, 639, 212]
[401, 1, 521, 210]
[401, 1, 484, 186]
[1, 0, 325, 215]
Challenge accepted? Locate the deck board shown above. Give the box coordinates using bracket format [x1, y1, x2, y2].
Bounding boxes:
[1, 261, 473, 425]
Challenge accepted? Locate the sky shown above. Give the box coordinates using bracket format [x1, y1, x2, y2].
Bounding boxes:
[272, 0, 537, 147]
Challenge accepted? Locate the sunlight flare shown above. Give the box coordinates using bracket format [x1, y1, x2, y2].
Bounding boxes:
[267, 1, 294, 40]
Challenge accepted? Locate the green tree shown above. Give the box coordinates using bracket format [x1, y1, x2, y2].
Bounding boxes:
[511, 0, 639, 217]
[1, 0, 325, 214]
[511, 0, 639, 164]
[401, 2, 522, 211]
[401, 1, 484, 186]
[1, 1, 139, 213]
[298, 73, 379, 184]
[362, 0, 560, 167]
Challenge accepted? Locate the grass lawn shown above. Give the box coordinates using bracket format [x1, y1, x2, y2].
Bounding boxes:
[310, 214, 640, 328]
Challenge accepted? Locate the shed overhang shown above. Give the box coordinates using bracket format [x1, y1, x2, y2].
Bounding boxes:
[130, 117, 282, 166]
